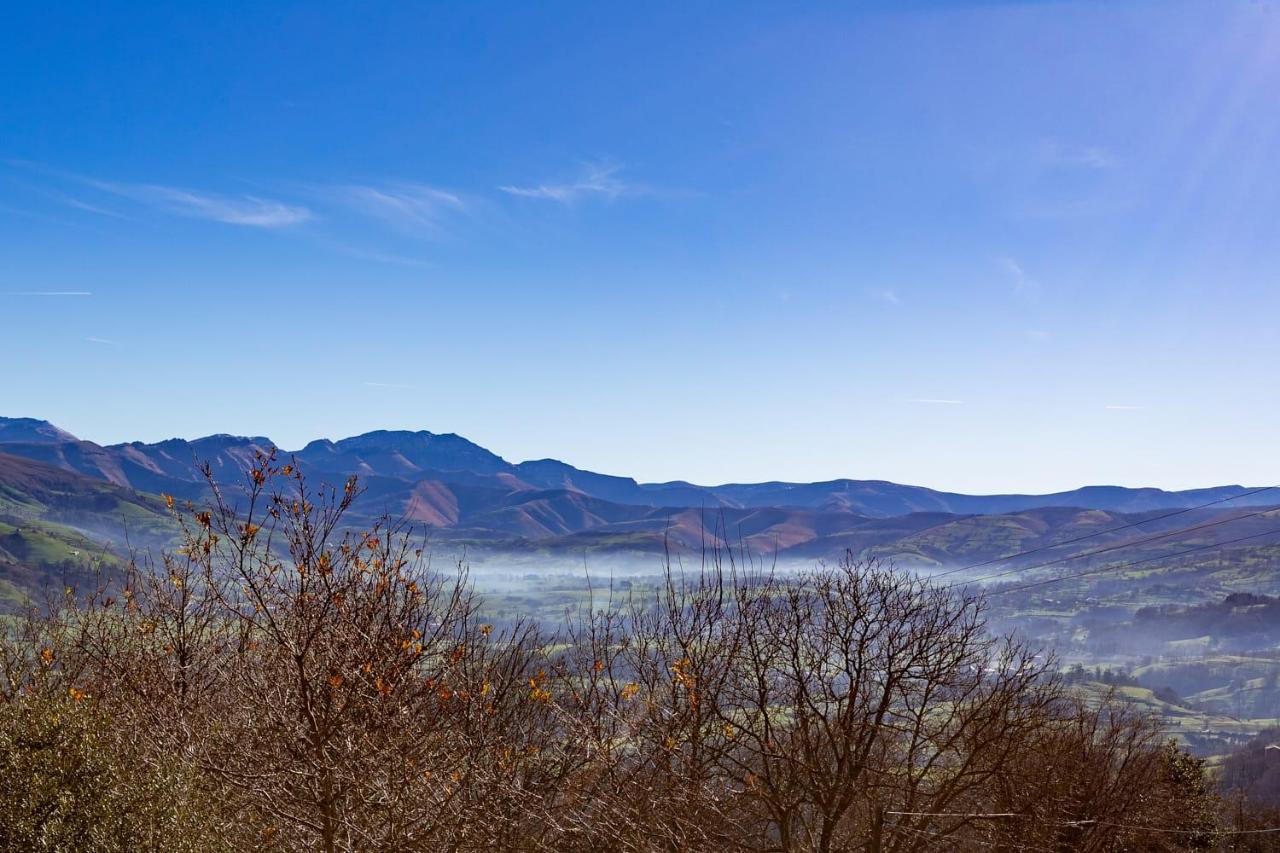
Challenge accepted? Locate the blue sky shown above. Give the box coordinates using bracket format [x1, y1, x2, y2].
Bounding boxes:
[2, 1, 1278, 493]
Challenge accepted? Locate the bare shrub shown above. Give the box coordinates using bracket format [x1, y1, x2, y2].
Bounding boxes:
[0, 458, 1230, 851]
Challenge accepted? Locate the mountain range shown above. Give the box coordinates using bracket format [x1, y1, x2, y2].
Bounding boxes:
[0, 415, 1274, 567]
[2, 416, 1270, 514]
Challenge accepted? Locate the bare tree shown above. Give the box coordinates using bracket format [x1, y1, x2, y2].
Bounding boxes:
[2, 460, 1232, 852]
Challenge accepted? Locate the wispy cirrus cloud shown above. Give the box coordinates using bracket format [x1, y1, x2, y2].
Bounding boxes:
[43, 190, 129, 220]
[5, 160, 310, 227]
[499, 162, 631, 203]
[85, 336, 120, 345]
[329, 183, 466, 236]
[907, 398, 964, 405]
[83, 178, 312, 227]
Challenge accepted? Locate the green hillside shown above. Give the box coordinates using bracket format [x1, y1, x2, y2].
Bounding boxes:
[0, 454, 176, 610]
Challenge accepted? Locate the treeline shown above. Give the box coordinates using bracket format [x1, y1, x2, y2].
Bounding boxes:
[1064, 593, 1280, 660]
[1063, 664, 1145, 688]
[1135, 594, 1280, 640]
[0, 455, 1265, 851]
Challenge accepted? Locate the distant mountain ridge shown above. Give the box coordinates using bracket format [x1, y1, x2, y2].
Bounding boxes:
[0, 417, 79, 445]
[1, 417, 1276, 605]
[1, 448, 1273, 574]
[0, 416, 1265, 520]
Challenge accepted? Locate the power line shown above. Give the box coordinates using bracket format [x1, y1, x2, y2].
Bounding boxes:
[886, 811, 1280, 836]
[926, 485, 1278, 583]
[888, 811, 1020, 818]
[1065, 818, 1280, 836]
[894, 824, 1058, 852]
[949, 506, 1280, 590]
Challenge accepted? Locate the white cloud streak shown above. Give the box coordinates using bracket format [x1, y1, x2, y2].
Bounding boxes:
[83, 178, 311, 227]
[499, 162, 630, 203]
[86, 337, 120, 345]
[907, 399, 964, 405]
[332, 183, 465, 235]
[43, 190, 129, 219]
[4, 161, 309, 227]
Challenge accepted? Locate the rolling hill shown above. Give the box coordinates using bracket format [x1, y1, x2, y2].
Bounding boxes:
[0, 453, 176, 610]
